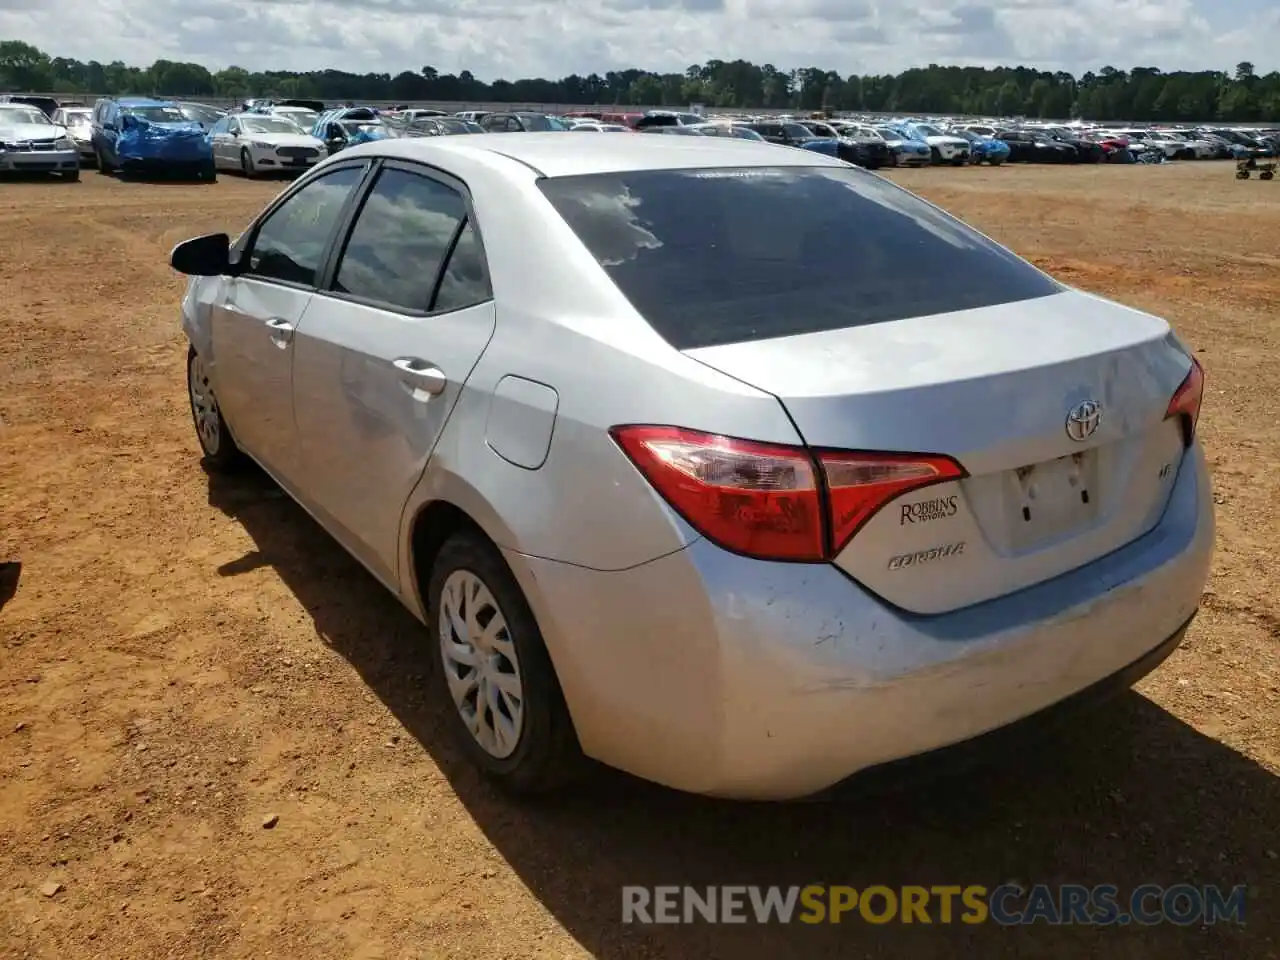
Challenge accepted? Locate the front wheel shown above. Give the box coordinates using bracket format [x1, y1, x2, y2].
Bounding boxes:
[988, 157, 1004, 166]
[61, 169, 80, 182]
[95, 147, 113, 174]
[929, 146, 942, 164]
[240, 148, 255, 178]
[187, 347, 243, 468]
[428, 531, 582, 795]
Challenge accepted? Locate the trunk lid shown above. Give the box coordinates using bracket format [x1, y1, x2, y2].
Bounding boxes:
[684, 289, 1195, 614]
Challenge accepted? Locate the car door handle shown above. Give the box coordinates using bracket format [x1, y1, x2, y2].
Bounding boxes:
[264, 316, 295, 348]
[393, 358, 447, 395]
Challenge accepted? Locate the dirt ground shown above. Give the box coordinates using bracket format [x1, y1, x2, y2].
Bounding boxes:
[0, 161, 1277, 959]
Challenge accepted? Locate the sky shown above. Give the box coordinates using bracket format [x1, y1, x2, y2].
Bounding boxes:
[2, 0, 1276, 81]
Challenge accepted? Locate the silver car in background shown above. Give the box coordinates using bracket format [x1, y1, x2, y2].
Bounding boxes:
[170, 135, 1212, 800]
[51, 106, 95, 164]
[0, 104, 80, 180]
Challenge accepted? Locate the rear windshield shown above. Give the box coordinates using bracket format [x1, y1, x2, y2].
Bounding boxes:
[537, 166, 1062, 350]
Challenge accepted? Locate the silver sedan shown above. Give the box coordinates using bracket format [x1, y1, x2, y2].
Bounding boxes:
[170, 134, 1213, 800]
[0, 104, 79, 179]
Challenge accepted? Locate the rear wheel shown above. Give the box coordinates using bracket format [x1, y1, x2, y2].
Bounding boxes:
[989, 157, 1004, 166]
[427, 531, 582, 795]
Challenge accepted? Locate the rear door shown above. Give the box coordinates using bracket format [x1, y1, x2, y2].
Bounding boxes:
[290, 161, 497, 583]
[537, 164, 1198, 615]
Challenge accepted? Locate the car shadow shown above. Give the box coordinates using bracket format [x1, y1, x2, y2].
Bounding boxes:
[0, 560, 20, 613]
[106, 170, 215, 185]
[206, 463, 1277, 957]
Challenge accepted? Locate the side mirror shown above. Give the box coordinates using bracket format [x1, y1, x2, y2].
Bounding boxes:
[230, 128, 239, 137]
[170, 233, 232, 277]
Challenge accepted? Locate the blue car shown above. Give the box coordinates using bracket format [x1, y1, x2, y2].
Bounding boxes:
[952, 129, 1011, 165]
[312, 107, 392, 154]
[90, 97, 215, 179]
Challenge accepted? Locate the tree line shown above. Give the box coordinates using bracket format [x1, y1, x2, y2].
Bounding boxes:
[1, 39, 1276, 121]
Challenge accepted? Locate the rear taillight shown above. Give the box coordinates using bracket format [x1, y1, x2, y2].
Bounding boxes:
[610, 425, 966, 563]
[1165, 357, 1205, 446]
[819, 451, 967, 554]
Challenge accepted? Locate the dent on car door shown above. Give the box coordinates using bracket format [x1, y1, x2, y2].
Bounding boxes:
[211, 163, 368, 482]
[290, 163, 497, 584]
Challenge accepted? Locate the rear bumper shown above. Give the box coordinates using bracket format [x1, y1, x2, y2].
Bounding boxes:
[509, 444, 1214, 800]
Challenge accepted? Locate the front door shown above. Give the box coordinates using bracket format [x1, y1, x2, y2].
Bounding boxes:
[291, 162, 497, 584]
[210, 163, 368, 482]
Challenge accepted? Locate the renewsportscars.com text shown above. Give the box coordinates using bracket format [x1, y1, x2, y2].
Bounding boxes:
[622, 884, 1247, 926]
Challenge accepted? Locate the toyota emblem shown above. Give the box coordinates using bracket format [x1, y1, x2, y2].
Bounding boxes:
[1065, 399, 1102, 442]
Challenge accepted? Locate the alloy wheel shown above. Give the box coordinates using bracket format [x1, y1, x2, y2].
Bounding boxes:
[438, 569, 525, 759]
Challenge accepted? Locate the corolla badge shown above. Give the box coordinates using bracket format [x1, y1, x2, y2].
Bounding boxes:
[1065, 399, 1103, 441]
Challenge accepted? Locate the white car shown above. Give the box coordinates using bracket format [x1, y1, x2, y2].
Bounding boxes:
[904, 121, 971, 164]
[208, 113, 326, 177]
[0, 104, 79, 180]
[269, 106, 319, 130]
[51, 106, 95, 164]
[1110, 130, 1186, 159]
[1155, 131, 1217, 158]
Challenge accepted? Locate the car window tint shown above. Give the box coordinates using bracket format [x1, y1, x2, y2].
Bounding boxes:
[538, 166, 1063, 350]
[332, 167, 467, 312]
[246, 166, 365, 286]
[432, 220, 492, 312]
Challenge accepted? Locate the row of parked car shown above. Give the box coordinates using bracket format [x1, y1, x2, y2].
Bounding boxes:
[3, 92, 1278, 183]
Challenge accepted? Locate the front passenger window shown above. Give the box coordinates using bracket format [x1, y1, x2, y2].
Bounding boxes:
[244, 165, 365, 287]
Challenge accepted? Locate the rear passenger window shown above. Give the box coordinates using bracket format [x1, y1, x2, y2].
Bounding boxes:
[332, 167, 466, 312]
[432, 220, 492, 312]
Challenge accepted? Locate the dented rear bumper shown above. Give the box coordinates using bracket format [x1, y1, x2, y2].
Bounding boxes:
[507, 443, 1214, 800]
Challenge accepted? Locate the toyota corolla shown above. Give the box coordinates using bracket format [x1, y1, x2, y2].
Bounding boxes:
[170, 134, 1213, 800]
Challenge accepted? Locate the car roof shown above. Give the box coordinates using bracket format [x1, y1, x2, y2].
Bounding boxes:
[358, 131, 849, 178]
[116, 97, 173, 107]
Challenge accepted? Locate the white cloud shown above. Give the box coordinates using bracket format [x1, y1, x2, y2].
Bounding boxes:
[1, 0, 1275, 79]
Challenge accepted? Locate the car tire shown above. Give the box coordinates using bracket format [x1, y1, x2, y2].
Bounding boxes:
[95, 147, 113, 174]
[200, 161, 217, 183]
[930, 146, 942, 163]
[989, 157, 1004, 166]
[240, 148, 255, 178]
[61, 169, 79, 182]
[427, 530, 582, 796]
[186, 346, 244, 469]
